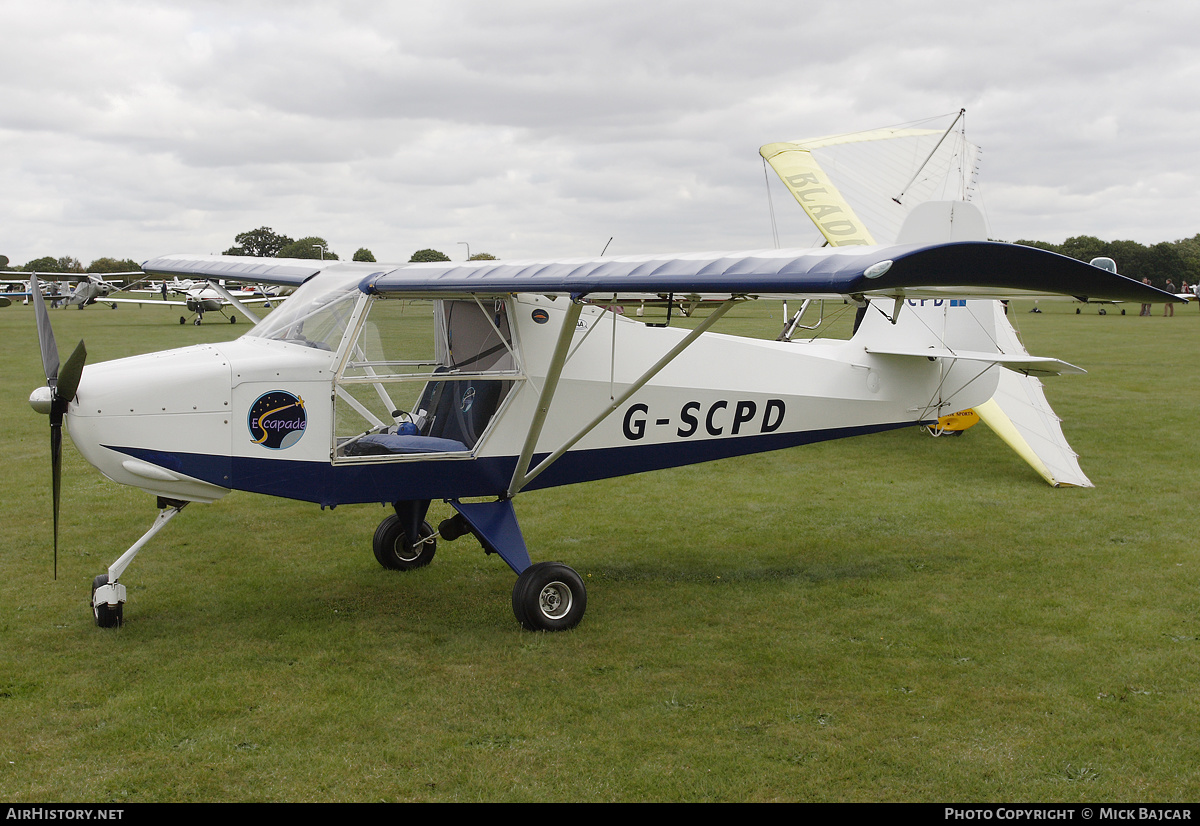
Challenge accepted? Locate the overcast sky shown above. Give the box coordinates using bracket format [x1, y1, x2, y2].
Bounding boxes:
[2, 0, 1197, 268]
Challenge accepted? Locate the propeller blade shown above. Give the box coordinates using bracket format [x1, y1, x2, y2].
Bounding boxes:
[56, 340, 87, 404]
[50, 420, 61, 581]
[30, 274, 83, 581]
[30, 275, 60, 386]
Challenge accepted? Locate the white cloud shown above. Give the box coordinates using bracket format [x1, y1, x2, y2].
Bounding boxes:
[2, 0, 1199, 267]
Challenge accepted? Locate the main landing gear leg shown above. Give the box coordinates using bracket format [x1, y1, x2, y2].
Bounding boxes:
[443, 499, 587, 632]
[91, 498, 188, 628]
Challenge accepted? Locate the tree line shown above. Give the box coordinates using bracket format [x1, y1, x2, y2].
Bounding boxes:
[1015, 233, 1200, 289]
[1, 226, 496, 273]
[220, 227, 360, 261]
[0, 254, 142, 274]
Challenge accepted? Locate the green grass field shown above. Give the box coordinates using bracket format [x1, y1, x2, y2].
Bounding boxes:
[1, 297, 1198, 802]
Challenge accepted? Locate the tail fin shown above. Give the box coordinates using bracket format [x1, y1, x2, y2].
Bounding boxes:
[851, 278, 1092, 486]
[895, 200, 990, 244]
[886, 201, 1093, 486]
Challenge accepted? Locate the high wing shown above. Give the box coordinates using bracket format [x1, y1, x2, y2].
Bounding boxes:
[144, 244, 1179, 305]
[142, 255, 326, 288]
[363, 242, 1177, 304]
[360, 243, 1176, 304]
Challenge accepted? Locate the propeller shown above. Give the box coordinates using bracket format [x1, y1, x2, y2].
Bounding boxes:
[29, 275, 87, 579]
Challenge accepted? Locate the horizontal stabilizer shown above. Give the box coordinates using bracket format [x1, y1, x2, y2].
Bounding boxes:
[864, 345, 1085, 376]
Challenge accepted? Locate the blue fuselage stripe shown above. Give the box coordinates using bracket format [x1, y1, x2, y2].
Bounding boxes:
[108, 420, 921, 507]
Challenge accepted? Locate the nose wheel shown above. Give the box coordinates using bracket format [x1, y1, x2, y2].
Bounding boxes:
[91, 574, 124, 628]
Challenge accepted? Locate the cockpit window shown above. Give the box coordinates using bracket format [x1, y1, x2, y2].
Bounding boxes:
[332, 296, 523, 460]
[244, 271, 364, 350]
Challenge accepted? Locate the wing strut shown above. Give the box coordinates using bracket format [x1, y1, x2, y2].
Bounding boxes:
[507, 301, 585, 497]
[204, 279, 262, 324]
[508, 297, 739, 497]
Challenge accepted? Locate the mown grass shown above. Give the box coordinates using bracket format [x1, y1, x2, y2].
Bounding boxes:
[1, 297, 1198, 801]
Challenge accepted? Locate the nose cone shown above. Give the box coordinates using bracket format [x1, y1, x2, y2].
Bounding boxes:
[66, 343, 234, 502]
[29, 385, 53, 415]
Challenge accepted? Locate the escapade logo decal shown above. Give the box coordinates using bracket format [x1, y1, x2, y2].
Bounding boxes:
[248, 390, 307, 449]
[531, 308, 549, 324]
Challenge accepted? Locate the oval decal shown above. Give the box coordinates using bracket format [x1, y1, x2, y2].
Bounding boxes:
[248, 390, 307, 449]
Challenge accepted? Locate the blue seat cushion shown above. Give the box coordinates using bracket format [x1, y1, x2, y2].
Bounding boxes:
[343, 433, 469, 456]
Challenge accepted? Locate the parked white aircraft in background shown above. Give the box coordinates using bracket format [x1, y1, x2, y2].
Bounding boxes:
[3, 272, 146, 309]
[111, 278, 285, 324]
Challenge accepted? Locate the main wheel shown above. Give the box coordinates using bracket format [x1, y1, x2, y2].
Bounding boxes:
[91, 574, 123, 628]
[372, 515, 436, 570]
[512, 562, 587, 632]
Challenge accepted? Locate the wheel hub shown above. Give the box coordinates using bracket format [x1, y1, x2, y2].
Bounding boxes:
[538, 581, 572, 619]
[393, 536, 422, 562]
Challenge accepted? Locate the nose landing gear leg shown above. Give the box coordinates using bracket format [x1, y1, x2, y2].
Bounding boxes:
[90, 499, 188, 628]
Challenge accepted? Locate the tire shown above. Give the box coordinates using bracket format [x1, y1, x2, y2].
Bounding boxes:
[91, 574, 123, 628]
[372, 515, 436, 570]
[512, 562, 587, 632]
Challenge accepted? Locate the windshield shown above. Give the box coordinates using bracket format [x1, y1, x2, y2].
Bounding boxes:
[245, 271, 367, 350]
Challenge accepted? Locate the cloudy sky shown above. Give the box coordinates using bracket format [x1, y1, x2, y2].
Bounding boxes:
[2, 0, 1197, 268]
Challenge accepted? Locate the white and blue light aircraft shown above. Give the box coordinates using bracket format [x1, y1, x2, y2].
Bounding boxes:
[29, 242, 1177, 630]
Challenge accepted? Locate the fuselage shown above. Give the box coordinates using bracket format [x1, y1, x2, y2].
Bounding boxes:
[65, 284, 999, 508]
